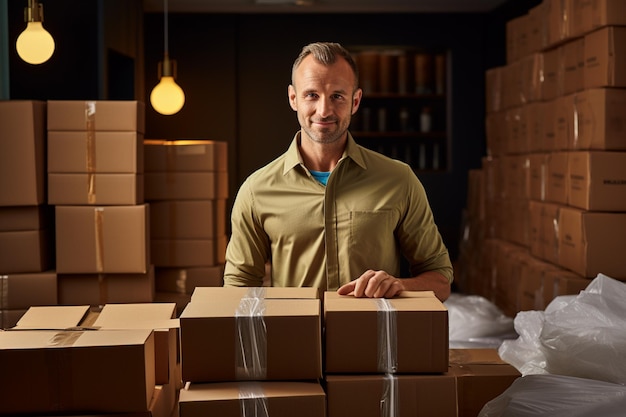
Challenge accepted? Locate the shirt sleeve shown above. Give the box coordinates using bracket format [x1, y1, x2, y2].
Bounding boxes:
[223, 178, 270, 287]
[397, 166, 454, 283]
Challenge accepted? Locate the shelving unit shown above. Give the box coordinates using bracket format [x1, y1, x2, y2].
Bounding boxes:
[349, 46, 450, 172]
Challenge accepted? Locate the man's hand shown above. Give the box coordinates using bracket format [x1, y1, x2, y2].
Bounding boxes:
[337, 269, 405, 298]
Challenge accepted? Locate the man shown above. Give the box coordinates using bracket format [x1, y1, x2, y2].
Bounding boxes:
[223, 42, 453, 301]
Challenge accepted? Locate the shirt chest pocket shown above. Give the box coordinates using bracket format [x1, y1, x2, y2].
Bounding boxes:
[349, 210, 398, 255]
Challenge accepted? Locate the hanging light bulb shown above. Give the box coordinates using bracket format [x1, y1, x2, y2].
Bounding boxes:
[16, 0, 55, 65]
[150, 0, 185, 115]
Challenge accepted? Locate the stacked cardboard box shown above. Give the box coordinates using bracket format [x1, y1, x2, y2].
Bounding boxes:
[144, 139, 229, 309]
[460, 0, 626, 316]
[0, 101, 56, 328]
[324, 291, 456, 416]
[46, 101, 154, 306]
[0, 303, 178, 417]
[177, 287, 326, 416]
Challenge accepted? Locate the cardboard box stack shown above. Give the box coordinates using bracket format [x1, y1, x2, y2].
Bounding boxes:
[144, 139, 229, 310]
[177, 287, 326, 416]
[458, 0, 626, 317]
[0, 303, 179, 417]
[47, 101, 154, 306]
[324, 291, 455, 417]
[0, 101, 56, 328]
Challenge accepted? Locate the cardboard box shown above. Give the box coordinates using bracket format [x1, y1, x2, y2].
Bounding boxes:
[577, 0, 626, 36]
[94, 303, 179, 386]
[0, 271, 57, 309]
[0, 309, 27, 329]
[0, 205, 53, 232]
[324, 291, 448, 374]
[527, 3, 544, 53]
[150, 238, 223, 267]
[144, 139, 228, 172]
[562, 38, 585, 95]
[48, 131, 144, 173]
[47, 100, 145, 133]
[485, 66, 503, 114]
[525, 101, 545, 153]
[0, 100, 46, 206]
[150, 199, 227, 239]
[558, 207, 626, 278]
[540, 202, 562, 266]
[527, 153, 548, 201]
[145, 172, 228, 201]
[571, 88, 626, 150]
[179, 290, 322, 382]
[191, 286, 319, 302]
[584, 26, 626, 88]
[57, 266, 155, 306]
[326, 373, 457, 417]
[48, 173, 144, 205]
[0, 329, 155, 414]
[542, 267, 590, 307]
[545, 151, 569, 204]
[553, 94, 575, 151]
[568, 151, 626, 211]
[449, 348, 521, 417]
[155, 265, 225, 294]
[540, 47, 561, 101]
[55, 204, 150, 273]
[543, 0, 574, 47]
[0, 229, 53, 274]
[179, 381, 326, 417]
[541, 99, 557, 151]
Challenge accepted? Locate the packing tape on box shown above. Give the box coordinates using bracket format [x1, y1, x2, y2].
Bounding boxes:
[85, 101, 97, 204]
[239, 382, 269, 417]
[376, 298, 398, 373]
[94, 208, 105, 272]
[380, 373, 399, 417]
[0, 275, 7, 310]
[235, 290, 268, 380]
[98, 273, 108, 306]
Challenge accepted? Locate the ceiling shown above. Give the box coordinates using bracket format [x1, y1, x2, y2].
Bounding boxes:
[143, 0, 510, 14]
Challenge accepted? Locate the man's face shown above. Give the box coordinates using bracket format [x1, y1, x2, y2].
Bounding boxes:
[288, 55, 362, 145]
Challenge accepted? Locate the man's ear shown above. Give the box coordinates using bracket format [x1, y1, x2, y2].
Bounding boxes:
[288, 85, 298, 111]
[351, 88, 363, 115]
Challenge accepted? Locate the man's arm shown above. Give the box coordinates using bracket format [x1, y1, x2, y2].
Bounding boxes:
[337, 269, 451, 301]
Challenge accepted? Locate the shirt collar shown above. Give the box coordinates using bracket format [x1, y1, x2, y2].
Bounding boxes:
[282, 131, 367, 175]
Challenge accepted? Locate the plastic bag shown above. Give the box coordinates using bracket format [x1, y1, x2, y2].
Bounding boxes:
[445, 293, 516, 348]
[478, 374, 626, 417]
[498, 274, 626, 384]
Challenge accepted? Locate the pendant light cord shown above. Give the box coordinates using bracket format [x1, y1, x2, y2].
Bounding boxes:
[163, 0, 169, 57]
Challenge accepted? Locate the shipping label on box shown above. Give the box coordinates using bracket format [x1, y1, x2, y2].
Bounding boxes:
[48, 131, 144, 174]
[584, 26, 626, 88]
[55, 204, 150, 274]
[558, 207, 626, 278]
[179, 295, 322, 383]
[324, 291, 448, 374]
[0, 101, 46, 206]
[326, 374, 457, 417]
[568, 151, 626, 211]
[47, 100, 145, 133]
[144, 140, 228, 172]
[179, 381, 326, 417]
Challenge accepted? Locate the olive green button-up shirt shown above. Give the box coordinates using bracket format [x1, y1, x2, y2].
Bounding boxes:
[223, 132, 453, 291]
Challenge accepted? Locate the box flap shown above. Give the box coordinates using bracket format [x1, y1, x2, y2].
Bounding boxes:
[14, 305, 90, 329]
[95, 303, 179, 329]
[191, 286, 319, 301]
[324, 291, 446, 312]
[181, 298, 320, 319]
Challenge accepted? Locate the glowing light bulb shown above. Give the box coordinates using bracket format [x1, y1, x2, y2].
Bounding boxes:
[16, 21, 55, 65]
[150, 75, 185, 115]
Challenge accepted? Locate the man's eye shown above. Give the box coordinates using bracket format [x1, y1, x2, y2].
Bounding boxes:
[305, 93, 318, 99]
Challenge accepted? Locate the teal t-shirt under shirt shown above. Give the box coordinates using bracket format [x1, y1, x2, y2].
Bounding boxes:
[310, 170, 330, 186]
